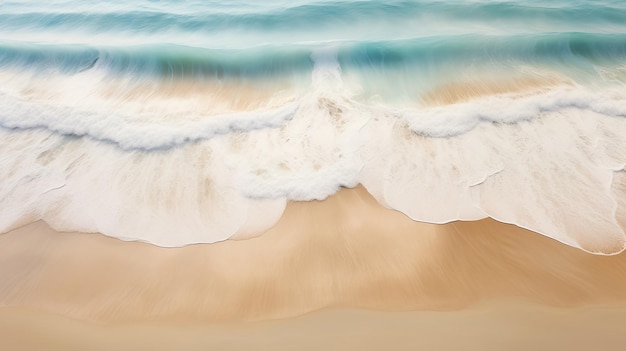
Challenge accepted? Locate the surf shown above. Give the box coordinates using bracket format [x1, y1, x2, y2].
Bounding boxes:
[1, 0, 625, 254]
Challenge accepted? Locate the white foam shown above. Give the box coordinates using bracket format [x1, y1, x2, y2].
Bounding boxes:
[0, 128, 291, 246]
[223, 96, 366, 202]
[404, 87, 626, 137]
[1, 66, 626, 253]
[0, 91, 300, 151]
[361, 107, 626, 254]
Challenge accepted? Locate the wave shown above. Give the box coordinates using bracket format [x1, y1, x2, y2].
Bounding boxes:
[2, 1, 626, 50]
[2, 33, 625, 79]
[1, 32, 625, 150]
[1, 75, 625, 253]
[1, 0, 626, 254]
[1, 1, 625, 36]
[0, 42, 314, 77]
[1, 80, 624, 150]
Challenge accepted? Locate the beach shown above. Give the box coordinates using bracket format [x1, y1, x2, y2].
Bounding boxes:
[2, 0, 626, 348]
[3, 303, 626, 351]
[2, 186, 626, 348]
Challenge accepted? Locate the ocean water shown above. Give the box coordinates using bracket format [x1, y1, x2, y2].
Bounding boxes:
[0, 0, 625, 253]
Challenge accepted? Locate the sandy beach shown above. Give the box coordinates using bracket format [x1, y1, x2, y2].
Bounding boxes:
[3, 1, 626, 350]
[1, 185, 626, 349]
[2, 303, 626, 351]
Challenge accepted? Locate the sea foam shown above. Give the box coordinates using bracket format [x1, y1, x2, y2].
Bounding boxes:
[1, 62, 625, 253]
[1, 0, 626, 253]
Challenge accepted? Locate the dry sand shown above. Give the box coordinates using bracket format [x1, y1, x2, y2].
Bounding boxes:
[2, 303, 626, 351]
[1, 185, 626, 349]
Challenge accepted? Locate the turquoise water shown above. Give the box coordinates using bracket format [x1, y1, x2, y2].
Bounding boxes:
[1, 1, 626, 78]
[0, 1, 625, 253]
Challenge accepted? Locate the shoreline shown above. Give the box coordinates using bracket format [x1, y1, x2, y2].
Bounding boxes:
[1, 185, 626, 324]
[2, 185, 626, 348]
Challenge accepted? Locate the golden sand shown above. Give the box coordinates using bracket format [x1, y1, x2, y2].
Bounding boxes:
[421, 74, 570, 106]
[13, 74, 297, 115]
[100, 77, 297, 112]
[2, 303, 626, 351]
[1, 185, 626, 349]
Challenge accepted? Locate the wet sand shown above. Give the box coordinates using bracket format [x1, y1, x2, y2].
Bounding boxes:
[1, 185, 626, 348]
[421, 74, 570, 106]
